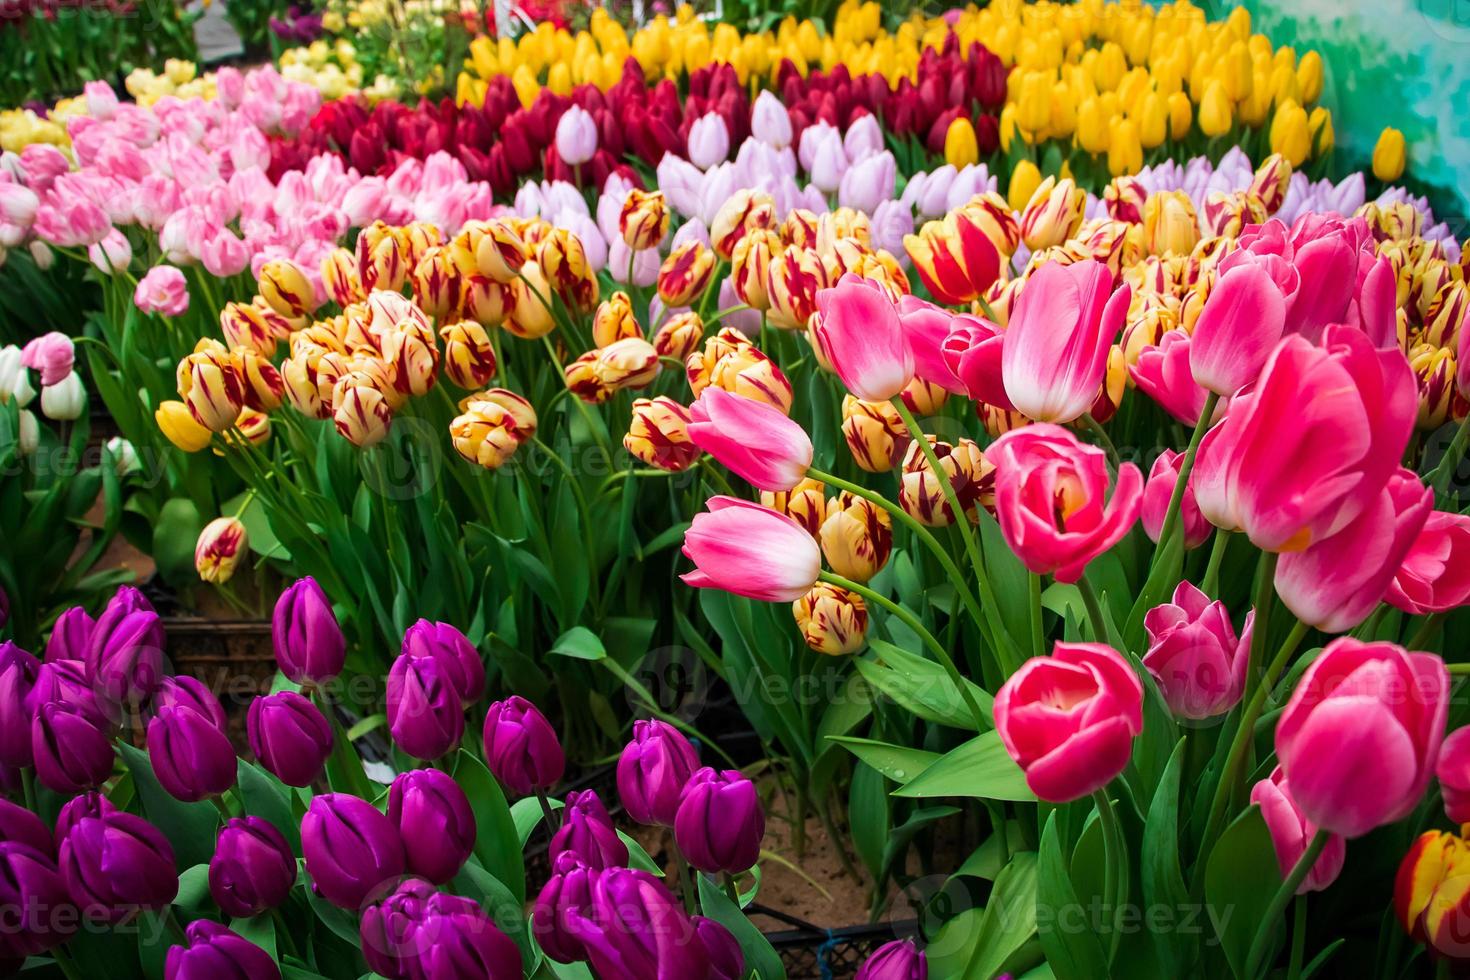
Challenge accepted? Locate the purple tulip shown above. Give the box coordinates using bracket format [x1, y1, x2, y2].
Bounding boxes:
[45, 606, 95, 662]
[694, 916, 745, 980]
[85, 586, 165, 707]
[674, 768, 764, 874]
[532, 851, 595, 964]
[26, 658, 107, 727]
[481, 696, 564, 797]
[688, 113, 731, 170]
[59, 810, 178, 923]
[751, 91, 792, 148]
[387, 769, 475, 884]
[856, 939, 928, 980]
[569, 867, 708, 980]
[0, 797, 54, 858]
[838, 150, 897, 215]
[617, 719, 699, 827]
[301, 793, 405, 910]
[152, 675, 227, 731]
[165, 920, 281, 980]
[549, 789, 628, 870]
[844, 113, 884, 163]
[53, 791, 115, 843]
[247, 690, 332, 788]
[359, 876, 439, 979]
[418, 890, 523, 979]
[0, 841, 75, 959]
[555, 105, 598, 167]
[209, 816, 296, 918]
[147, 705, 237, 802]
[272, 577, 345, 686]
[386, 653, 465, 761]
[401, 619, 485, 706]
[0, 641, 39, 767]
[32, 702, 113, 793]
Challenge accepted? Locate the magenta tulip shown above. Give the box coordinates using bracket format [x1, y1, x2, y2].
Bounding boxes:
[617, 718, 700, 826]
[533, 852, 595, 964]
[1276, 637, 1448, 838]
[1140, 450, 1210, 550]
[1130, 329, 1217, 426]
[1142, 581, 1251, 720]
[387, 769, 475, 884]
[165, 920, 281, 980]
[674, 768, 765, 874]
[856, 938, 927, 980]
[0, 841, 75, 958]
[481, 695, 565, 797]
[1387, 511, 1470, 615]
[687, 387, 813, 492]
[1249, 767, 1345, 894]
[146, 704, 238, 802]
[681, 496, 822, 601]
[0, 642, 38, 768]
[0, 797, 54, 858]
[44, 607, 95, 662]
[247, 691, 333, 788]
[385, 653, 465, 761]
[941, 313, 1011, 408]
[400, 619, 485, 706]
[151, 675, 227, 731]
[1189, 262, 1287, 396]
[301, 793, 406, 910]
[812, 273, 914, 402]
[549, 789, 628, 870]
[60, 810, 178, 923]
[209, 816, 296, 918]
[986, 424, 1143, 584]
[994, 642, 1143, 802]
[1439, 726, 1470, 824]
[695, 917, 745, 980]
[1001, 259, 1130, 423]
[896, 295, 963, 394]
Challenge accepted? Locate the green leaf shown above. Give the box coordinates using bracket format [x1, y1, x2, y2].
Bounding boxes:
[231, 913, 277, 960]
[1140, 739, 1193, 976]
[697, 873, 787, 980]
[153, 497, 205, 587]
[857, 639, 994, 729]
[116, 742, 218, 870]
[305, 875, 362, 947]
[237, 759, 301, 852]
[549, 626, 607, 661]
[620, 830, 664, 876]
[849, 762, 889, 882]
[512, 795, 561, 848]
[891, 732, 1034, 802]
[827, 736, 939, 784]
[1204, 806, 1282, 978]
[1036, 812, 1109, 980]
[960, 851, 1040, 980]
[454, 750, 526, 903]
[175, 864, 211, 911]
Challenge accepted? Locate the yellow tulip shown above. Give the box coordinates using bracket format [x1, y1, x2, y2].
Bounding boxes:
[1199, 79, 1233, 138]
[1222, 41, 1253, 102]
[1136, 91, 1168, 149]
[1374, 127, 1407, 181]
[1297, 50, 1324, 103]
[156, 400, 214, 453]
[1008, 160, 1043, 213]
[1108, 118, 1143, 177]
[944, 117, 980, 168]
[1016, 72, 1053, 137]
[1308, 106, 1334, 155]
[1268, 100, 1311, 167]
[1167, 91, 1192, 140]
[1075, 97, 1111, 154]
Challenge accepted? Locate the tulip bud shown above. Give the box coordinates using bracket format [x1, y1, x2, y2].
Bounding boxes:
[730, 229, 778, 311]
[386, 653, 465, 761]
[840, 396, 909, 474]
[1020, 177, 1087, 251]
[592, 291, 643, 348]
[154, 399, 213, 452]
[0, 642, 37, 768]
[503, 262, 556, 340]
[1373, 127, 1406, 181]
[0, 797, 54, 858]
[258, 259, 316, 320]
[451, 389, 535, 470]
[1141, 191, 1199, 257]
[209, 816, 296, 918]
[165, 919, 280, 980]
[273, 577, 345, 685]
[532, 852, 594, 964]
[1409, 344, 1460, 430]
[358, 876, 435, 978]
[434, 320, 495, 392]
[177, 346, 244, 433]
[688, 333, 794, 413]
[565, 338, 661, 404]
[792, 583, 868, 656]
[401, 619, 484, 707]
[387, 769, 475, 884]
[322, 247, 365, 307]
[693, 916, 745, 980]
[818, 492, 893, 583]
[943, 117, 980, 168]
[900, 435, 994, 526]
[1140, 449, 1210, 550]
[555, 105, 598, 167]
[247, 690, 332, 787]
[85, 587, 164, 708]
[1250, 767, 1345, 895]
[1142, 581, 1251, 720]
[617, 719, 699, 827]
[620, 189, 669, 251]
[674, 767, 764, 873]
[147, 705, 237, 802]
[52, 791, 115, 843]
[0, 841, 73, 957]
[765, 246, 829, 330]
[194, 516, 247, 585]
[710, 189, 775, 260]
[549, 789, 628, 870]
[569, 867, 707, 978]
[302, 793, 406, 910]
[856, 939, 927, 980]
[60, 810, 177, 923]
[624, 396, 702, 472]
[218, 303, 286, 359]
[652, 243, 712, 310]
[482, 696, 564, 797]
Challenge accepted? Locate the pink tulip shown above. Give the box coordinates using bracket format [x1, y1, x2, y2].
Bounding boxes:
[555, 106, 598, 167]
[1387, 511, 1470, 615]
[1352, 255, 1399, 350]
[812, 274, 914, 402]
[1189, 262, 1287, 396]
[20, 333, 74, 388]
[1275, 467, 1432, 633]
[1140, 450, 1210, 550]
[688, 388, 813, 492]
[1249, 767, 1346, 894]
[681, 496, 821, 602]
[1194, 325, 1416, 552]
[687, 115, 730, 170]
[994, 642, 1143, 802]
[134, 266, 190, 317]
[200, 229, 250, 278]
[88, 229, 132, 277]
[1142, 581, 1251, 720]
[1276, 636, 1448, 838]
[1438, 726, 1470, 824]
[897, 296, 963, 393]
[987, 424, 1143, 584]
[1286, 227, 1357, 344]
[941, 313, 1011, 409]
[1130, 330, 1217, 426]
[1001, 260, 1130, 423]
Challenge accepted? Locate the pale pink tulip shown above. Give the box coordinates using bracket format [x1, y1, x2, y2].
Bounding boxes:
[688, 388, 812, 492]
[20, 333, 74, 387]
[134, 265, 190, 317]
[681, 496, 821, 601]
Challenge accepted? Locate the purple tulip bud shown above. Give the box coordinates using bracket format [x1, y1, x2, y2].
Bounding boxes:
[694, 916, 745, 980]
[532, 852, 595, 964]
[0, 841, 75, 958]
[688, 113, 731, 170]
[26, 659, 107, 727]
[301, 793, 405, 910]
[617, 719, 699, 826]
[555, 105, 598, 167]
[359, 876, 438, 979]
[418, 891, 523, 980]
[569, 867, 708, 980]
[386, 654, 464, 761]
[45, 607, 95, 663]
[164, 920, 281, 980]
[856, 939, 928, 980]
[0, 797, 54, 858]
[751, 91, 792, 148]
[85, 587, 165, 708]
[401, 619, 485, 706]
[147, 705, 237, 802]
[209, 816, 296, 918]
[387, 769, 475, 884]
[53, 791, 115, 843]
[674, 768, 764, 874]
[32, 702, 113, 794]
[481, 696, 564, 797]
[272, 578, 344, 686]
[152, 675, 227, 731]
[247, 691, 332, 788]
[0, 642, 39, 767]
[59, 810, 177, 923]
[549, 790, 628, 870]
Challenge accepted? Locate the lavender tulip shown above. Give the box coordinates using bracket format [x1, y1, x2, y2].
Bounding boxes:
[555, 105, 598, 167]
[688, 114, 731, 170]
[751, 91, 792, 148]
[209, 816, 296, 918]
[838, 150, 897, 215]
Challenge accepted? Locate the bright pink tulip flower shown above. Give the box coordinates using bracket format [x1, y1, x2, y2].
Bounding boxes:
[1387, 511, 1470, 615]
[688, 388, 813, 492]
[1275, 467, 1432, 633]
[1143, 581, 1251, 720]
[1250, 767, 1346, 894]
[1140, 450, 1210, 549]
[897, 295, 963, 394]
[1130, 329, 1218, 425]
[987, 424, 1143, 584]
[1276, 636, 1449, 838]
[1001, 259, 1130, 423]
[681, 496, 821, 602]
[994, 642, 1143, 803]
[941, 313, 1011, 409]
[812, 273, 914, 402]
[1438, 726, 1470, 825]
[1190, 262, 1287, 396]
[134, 266, 190, 317]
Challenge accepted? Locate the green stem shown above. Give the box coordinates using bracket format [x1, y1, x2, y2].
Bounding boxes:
[1028, 572, 1046, 659]
[1076, 574, 1110, 644]
[1152, 391, 1220, 570]
[1429, 413, 1470, 494]
[271, 907, 300, 960]
[1093, 788, 1127, 966]
[1244, 830, 1329, 978]
[1080, 413, 1121, 470]
[1287, 895, 1307, 980]
[539, 334, 615, 470]
[723, 872, 741, 907]
[1201, 528, 1231, 598]
[21, 767, 36, 813]
[820, 571, 988, 732]
[1407, 611, 1447, 651]
[535, 791, 559, 833]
